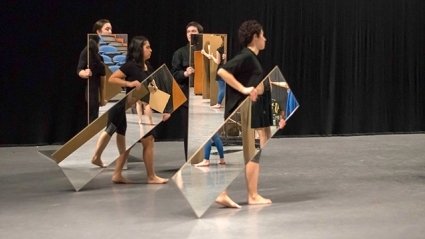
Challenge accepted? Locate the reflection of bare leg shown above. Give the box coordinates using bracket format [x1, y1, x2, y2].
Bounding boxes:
[278, 112, 286, 129]
[246, 161, 272, 205]
[137, 101, 154, 125]
[144, 104, 153, 125]
[91, 131, 111, 168]
[215, 192, 241, 208]
[112, 150, 132, 184]
[136, 101, 143, 124]
[141, 135, 168, 184]
[257, 127, 271, 148]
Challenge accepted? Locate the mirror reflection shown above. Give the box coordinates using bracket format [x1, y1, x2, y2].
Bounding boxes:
[85, 33, 128, 125]
[191, 33, 227, 104]
[172, 66, 299, 217]
[187, 33, 228, 160]
[40, 65, 186, 191]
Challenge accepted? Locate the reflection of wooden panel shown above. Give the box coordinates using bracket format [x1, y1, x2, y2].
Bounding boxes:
[172, 80, 187, 111]
[202, 58, 210, 99]
[200, 34, 226, 103]
[192, 148, 204, 164]
[51, 113, 109, 163]
[103, 66, 122, 101]
[193, 51, 204, 95]
[209, 62, 218, 105]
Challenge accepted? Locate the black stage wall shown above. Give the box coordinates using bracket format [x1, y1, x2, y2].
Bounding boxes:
[1, 0, 424, 145]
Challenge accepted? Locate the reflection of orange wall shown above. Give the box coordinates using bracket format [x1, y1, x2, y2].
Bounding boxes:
[193, 51, 204, 95]
[202, 34, 226, 102]
[192, 34, 227, 100]
[103, 66, 122, 101]
[201, 34, 224, 56]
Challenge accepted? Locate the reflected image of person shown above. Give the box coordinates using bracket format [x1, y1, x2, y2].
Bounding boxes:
[76, 19, 127, 168]
[201, 35, 227, 109]
[93, 36, 169, 184]
[216, 20, 272, 208]
[194, 132, 225, 167]
[171, 21, 204, 160]
[77, 19, 112, 124]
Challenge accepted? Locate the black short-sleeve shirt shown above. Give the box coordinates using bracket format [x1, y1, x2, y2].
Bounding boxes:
[119, 61, 153, 94]
[221, 48, 263, 118]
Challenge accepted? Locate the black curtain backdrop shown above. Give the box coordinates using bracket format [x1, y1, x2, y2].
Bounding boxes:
[1, 0, 424, 145]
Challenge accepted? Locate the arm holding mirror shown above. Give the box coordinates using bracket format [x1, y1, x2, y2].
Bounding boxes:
[108, 69, 141, 89]
[217, 68, 258, 102]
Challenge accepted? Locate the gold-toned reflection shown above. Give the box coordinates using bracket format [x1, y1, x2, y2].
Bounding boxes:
[40, 65, 186, 191]
[172, 66, 299, 217]
[191, 33, 227, 104]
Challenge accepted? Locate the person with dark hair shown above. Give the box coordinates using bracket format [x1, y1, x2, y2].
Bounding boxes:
[94, 36, 169, 184]
[77, 34, 105, 124]
[76, 19, 125, 168]
[171, 21, 204, 160]
[92, 19, 112, 35]
[77, 19, 113, 124]
[216, 20, 271, 208]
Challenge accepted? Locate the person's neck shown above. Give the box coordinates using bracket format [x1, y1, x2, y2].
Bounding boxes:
[247, 46, 259, 55]
[140, 62, 147, 71]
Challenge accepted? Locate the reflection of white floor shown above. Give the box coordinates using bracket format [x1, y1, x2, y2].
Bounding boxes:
[188, 88, 226, 157]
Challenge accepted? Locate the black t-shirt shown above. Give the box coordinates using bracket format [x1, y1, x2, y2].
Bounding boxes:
[120, 61, 153, 94]
[221, 48, 263, 118]
[217, 46, 225, 69]
[76, 46, 105, 77]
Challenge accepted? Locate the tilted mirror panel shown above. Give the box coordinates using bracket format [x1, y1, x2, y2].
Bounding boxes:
[39, 65, 186, 191]
[172, 66, 299, 217]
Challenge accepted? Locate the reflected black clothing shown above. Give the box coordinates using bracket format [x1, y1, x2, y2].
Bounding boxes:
[251, 80, 273, 128]
[221, 48, 263, 119]
[170, 44, 191, 160]
[216, 46, 225, 70]
[171, 44, 191, 100]
[105, 61, 152, 136]
[77, 46, 106, 123]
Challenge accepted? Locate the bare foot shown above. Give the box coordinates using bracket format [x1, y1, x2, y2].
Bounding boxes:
[248, 194, 272, 205]
[147, 175, 169, 184]
[218, 159, 226, 165]
[112, 175, 132, 184]
[91, 156, 105, 168]
[215, 192, 241, 209]
[194, 160, 210, 167]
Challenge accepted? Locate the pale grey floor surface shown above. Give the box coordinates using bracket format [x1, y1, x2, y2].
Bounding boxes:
[1, 134, 425, 239]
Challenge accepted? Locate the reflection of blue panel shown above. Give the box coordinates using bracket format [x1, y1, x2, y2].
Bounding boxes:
[99, 45, 118, 53]
[101, 55, 114, 66]
[108, 65, 120, 72]
[113, 55, 126, 65]
[285, 89, 299, 120]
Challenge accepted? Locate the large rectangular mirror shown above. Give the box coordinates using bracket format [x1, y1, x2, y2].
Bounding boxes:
[84, 34, 128, 125]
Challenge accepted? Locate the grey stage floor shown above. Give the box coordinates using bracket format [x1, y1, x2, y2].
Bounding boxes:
[1, 134, 425, 239]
